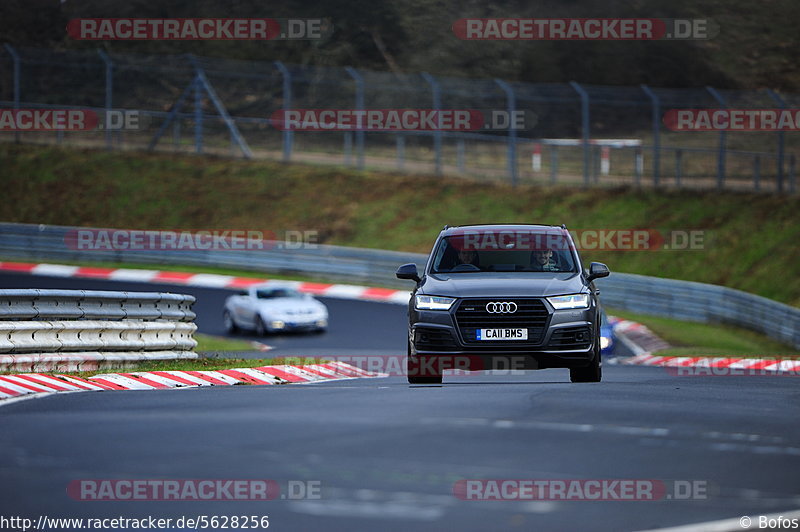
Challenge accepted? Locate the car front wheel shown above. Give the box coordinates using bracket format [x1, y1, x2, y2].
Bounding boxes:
[255, 316, 267, 336]
[407, 342, 443, 385]
[570, 330, 602, 383]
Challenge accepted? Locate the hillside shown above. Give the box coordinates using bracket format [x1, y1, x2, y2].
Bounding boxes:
[0, 143, 798, 306]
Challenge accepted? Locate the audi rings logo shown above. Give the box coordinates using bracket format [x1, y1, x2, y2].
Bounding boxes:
[485, 302, 518, 313]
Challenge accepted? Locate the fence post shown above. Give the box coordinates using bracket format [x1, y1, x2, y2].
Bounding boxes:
[274, 61, 293, 162]
[186, 55, 203, 155]
[421, 72, 442, 176]
[345, 67, 365, 170]
[396, 134, 405, 170]
[790, 154, 797, 194]
[173, 120, 181, 150]
[634, 147, 643, 186]
[641, 84, 661, 187]
[97, 50, 113, 150]
[569, 81, 591, 187]
[194, 70, 252, 158]
[344, 132, 352, 166]
[706, 86, 727, 190]
[456, 139, 466, 173]
[675, 149, 683, 187]
[495, 79, 518, 186]
[550, 145, 558, 184]
[4, 44, 20, 144]
[766, 89, 786, 193]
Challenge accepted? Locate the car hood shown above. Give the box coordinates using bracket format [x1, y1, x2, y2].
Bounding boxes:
[420, 272, 586, 298]
[254, 298, 326, 315]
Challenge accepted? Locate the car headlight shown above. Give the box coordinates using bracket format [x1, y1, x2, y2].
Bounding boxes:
[547, 294, 590, 310]
[415, 295, 456, 311]
[600, 336, 611, 349]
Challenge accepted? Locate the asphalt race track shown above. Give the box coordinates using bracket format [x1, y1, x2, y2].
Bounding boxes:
[1, 272, 799, 531]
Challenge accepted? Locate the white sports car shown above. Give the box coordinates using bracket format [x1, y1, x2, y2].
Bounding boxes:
[223, 284, 328, 335]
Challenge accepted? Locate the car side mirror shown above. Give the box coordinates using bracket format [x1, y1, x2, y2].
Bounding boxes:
[396, 263, 421, 283]
[586, 262, 610, 283]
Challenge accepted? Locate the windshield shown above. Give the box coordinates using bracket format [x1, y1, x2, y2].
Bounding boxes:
[255, 288, 304, 299]
[430, 230, 577, 274]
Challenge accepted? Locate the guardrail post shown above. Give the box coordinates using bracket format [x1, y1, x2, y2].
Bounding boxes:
[345, 67, 365, 170]
[641, 85, 661, 187]
[421, 72, 442, 176]
[4, 44, 21, 144]
[98, 50, 113, 150]
[495, 79, 518, 186]
[706, 86, 727, 190]
[396, 134, 405, 170]
[273, 61, 293, 162]
[766, 89, 786, 193]
[675, 149, 683, 187]
[753, 155, 760, 192]
[569, 81, 591, 187]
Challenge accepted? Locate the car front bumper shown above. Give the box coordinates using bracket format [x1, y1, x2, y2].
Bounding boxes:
[409, 305, 598, 370]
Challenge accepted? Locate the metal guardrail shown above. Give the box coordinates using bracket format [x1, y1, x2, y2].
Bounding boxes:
[595, 273, 800, 350]
[0, 222, 797, 349]
[0, 289, 195, 322]
[0, 286, 197, 372]
[0, 320, 196, 354]
[0, 222, 419, 288]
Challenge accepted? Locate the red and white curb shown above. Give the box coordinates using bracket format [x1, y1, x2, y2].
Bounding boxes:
[611, 353, 800, 373]
[0, 261, 411, 304]
[608, 317, 670, 356]
[0, 361, 386, 403]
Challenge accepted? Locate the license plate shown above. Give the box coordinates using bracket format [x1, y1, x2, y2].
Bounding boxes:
[476, 328, 528, 340]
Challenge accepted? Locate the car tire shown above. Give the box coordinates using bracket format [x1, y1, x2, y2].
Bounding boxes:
[570, 329, 602, 383]
[255, 316, 267, 336]
[407, 342, 443, 384]
[223, 311, 238, 334]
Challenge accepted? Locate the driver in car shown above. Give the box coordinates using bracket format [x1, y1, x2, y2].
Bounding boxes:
[531, 248, 559, 272]
[456, 248, 481, 268]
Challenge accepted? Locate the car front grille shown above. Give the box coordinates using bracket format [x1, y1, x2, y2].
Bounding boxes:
[454, 298, 550, 345]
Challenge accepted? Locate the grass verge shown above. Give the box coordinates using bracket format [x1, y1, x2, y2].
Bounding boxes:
[193, 333, 261, 352]
[609, 308, 800, 359]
